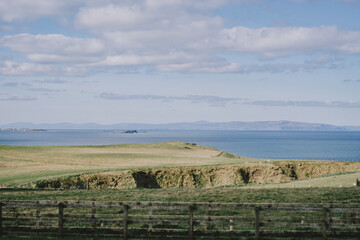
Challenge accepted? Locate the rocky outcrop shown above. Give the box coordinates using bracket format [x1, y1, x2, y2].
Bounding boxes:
[34, 161, 360, 190]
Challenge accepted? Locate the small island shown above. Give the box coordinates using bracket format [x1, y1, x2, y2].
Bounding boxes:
[114, 130, 138, 134]
[0, 128, 46, 132]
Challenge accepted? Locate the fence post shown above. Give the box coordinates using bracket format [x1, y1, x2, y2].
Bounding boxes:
[36, 201, 40, 235]
[148, 209, 153, 232]
[322, 207, 329, 240]
[0, 202, 3, 237]
[206, 209, 213, 230]
[255, 206, 260, 240]
[14, 207, 19, 226]
[58, 202, 65, 238]
[123, 205, 129, 240]
[189, 205, 194, 240]
[91, 201, 96, 231]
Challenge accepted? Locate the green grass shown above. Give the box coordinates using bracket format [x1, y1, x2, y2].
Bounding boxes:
[2, 141, 360, 198]
[242, 171, 360, 189]
[1, 142, 259, 186]
[3, 187, 358, 240]
[2, 142, 360, 240]
[1, 187, 360, 204]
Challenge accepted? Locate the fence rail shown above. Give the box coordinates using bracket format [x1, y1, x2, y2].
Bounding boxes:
[0, 200, 359, 239]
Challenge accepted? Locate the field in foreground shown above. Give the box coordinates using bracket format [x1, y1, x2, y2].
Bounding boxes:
[1, 187, 360, 203]
[2, 189, 359, 240]
[1, 141, 360, 190]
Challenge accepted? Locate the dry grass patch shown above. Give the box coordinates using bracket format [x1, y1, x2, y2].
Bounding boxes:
[0, 142, 253, 186]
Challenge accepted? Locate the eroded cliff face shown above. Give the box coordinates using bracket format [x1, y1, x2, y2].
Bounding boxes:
[34, 161, 360, 189]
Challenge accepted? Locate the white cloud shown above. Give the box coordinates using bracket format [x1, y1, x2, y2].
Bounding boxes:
[1, 0, 349, 24]
[144, 0, 228, 10]
[75, 0, 226, 32]
[75, 2, 360, 57]
[1, 1, 360, 76]
[0, 61, 88, 76]
[0, 0, 225, 24]
[75, 1, 223, 55]
[0, 34, 105, 64]
[94, 53, 198, 66]
[218, 26, 360, 57]
[91, 51, 222, 72]
[0, 0, 83, 22]
[76, 4, 146, 32]
[157, 62, 243, 73]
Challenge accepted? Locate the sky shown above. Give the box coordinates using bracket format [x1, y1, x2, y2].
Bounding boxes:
[0, 0, 360, 126]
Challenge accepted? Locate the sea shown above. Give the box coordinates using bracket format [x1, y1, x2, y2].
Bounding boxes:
[0, 130, 360, 161]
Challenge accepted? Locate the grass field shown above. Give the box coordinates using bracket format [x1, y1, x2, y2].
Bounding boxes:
[1, 141, 360, 203]
[0, 142, 258, 186]
[243, 171, 360, 189]
[1, 187, 360, 204]
[2, 187, 359, 240]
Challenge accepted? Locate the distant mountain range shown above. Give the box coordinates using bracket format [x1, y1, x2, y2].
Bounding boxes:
[1, 121, 359, 131]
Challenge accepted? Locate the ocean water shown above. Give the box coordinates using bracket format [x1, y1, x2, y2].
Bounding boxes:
[0, 130, 359, 161]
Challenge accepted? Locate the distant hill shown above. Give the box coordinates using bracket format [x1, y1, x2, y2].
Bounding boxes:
[1, 120, 359, 131]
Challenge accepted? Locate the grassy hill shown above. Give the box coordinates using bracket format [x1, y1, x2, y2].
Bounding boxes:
[0, 142, 254, 186]
[1, 141, 360, 190]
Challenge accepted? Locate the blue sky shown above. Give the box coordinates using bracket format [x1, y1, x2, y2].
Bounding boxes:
[0, 0, 360, 125]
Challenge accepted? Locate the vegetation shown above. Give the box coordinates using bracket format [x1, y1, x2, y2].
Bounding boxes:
[1, 141, 360, 204]
[1, 187, 360, 204]
[0, 142, 254, 186]
[29, 162, 360, 190]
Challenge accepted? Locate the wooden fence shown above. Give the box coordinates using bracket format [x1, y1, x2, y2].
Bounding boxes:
[0, 200, 359, 239]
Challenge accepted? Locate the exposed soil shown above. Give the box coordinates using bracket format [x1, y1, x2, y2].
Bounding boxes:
[34, 161, 360, 189]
